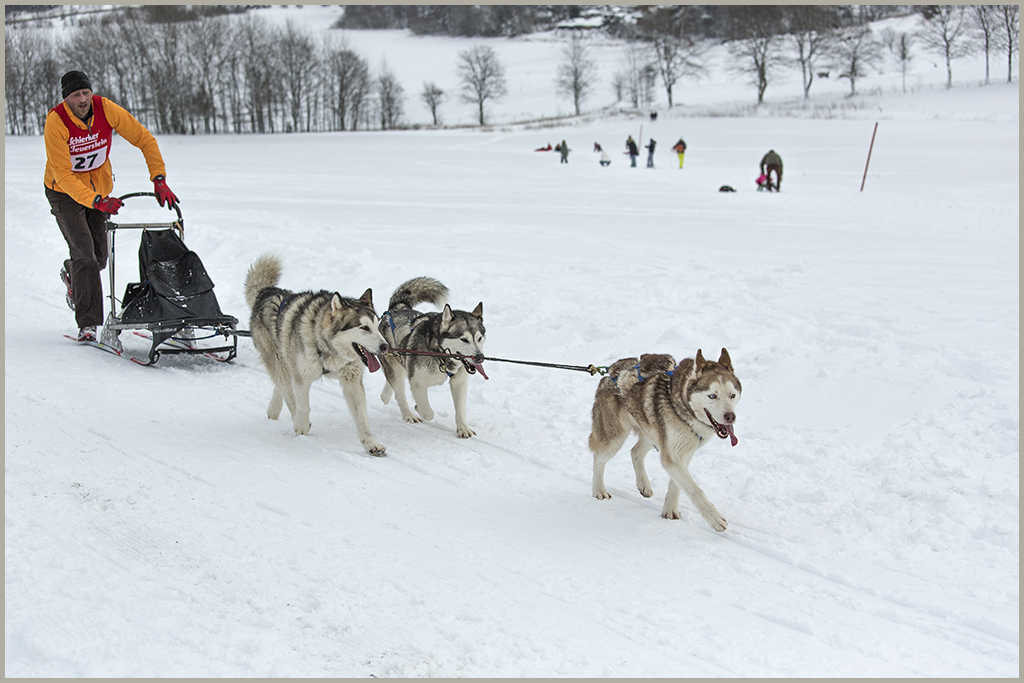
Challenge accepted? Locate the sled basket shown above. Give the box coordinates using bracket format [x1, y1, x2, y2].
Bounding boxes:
[100, 192, 242, 365]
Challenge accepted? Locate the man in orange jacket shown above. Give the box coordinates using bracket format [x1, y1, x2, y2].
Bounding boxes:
[44, 70, 179, 342]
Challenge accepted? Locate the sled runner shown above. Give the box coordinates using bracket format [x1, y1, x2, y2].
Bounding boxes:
[97, 192, 242, 365]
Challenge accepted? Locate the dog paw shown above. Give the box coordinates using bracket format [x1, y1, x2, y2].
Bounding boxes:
[637, 483, 653, 498]
[704, 510, 728, 532]
[456, 426, 476, 438]
[402, 414, 423, 424]
[294, 422, 311, 436]
[661, 508, 681, 520]
[363, 441, 387, 457]
[594, 489, 612, 500]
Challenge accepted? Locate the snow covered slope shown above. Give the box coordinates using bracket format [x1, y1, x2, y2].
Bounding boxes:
[4, 12, 1019, 677]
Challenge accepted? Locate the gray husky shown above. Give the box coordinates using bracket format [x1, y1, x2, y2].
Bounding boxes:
[589, 349, 741, 531]
[378, 277, 486, 438]
[244, 253, 390, 456]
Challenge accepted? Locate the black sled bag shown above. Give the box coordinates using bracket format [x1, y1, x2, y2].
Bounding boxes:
[119, 229, 226, 324]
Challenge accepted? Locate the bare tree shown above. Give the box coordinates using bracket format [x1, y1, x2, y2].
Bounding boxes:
[420, 81, 446, 126]
[610, 71, 625, 103]
[831, 27, 883, 97]
[894, 31, 914, 93]
[235, 14, 281, 133]
[181, 16, 229, 133]
[879, 26, 914, 93]
[278, 20, 318, 132]
[615, 42, 652, 109]
[555, 33, 598, 116]
[994, 5, 1019, 83]
[785, 5, 839, 100]
[971, 5, 999, 85]
[147, 21, 192, 135]
[219, 22, 249, 133]
[640, 63, 658, 110]
[456, 44, 507, 125]
[375, 61, 405, 130]
[4, 28, 61, 135]
[640, 6, 708, 108]
[917, 5, 973, 89]
[324, 43, 371, 131]
[728, 6, 787, 104]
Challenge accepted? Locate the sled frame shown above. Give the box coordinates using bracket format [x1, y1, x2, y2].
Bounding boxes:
[100, 193, 240, 364]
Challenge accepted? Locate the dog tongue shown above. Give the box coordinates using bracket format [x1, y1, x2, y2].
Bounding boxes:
[364, 348, 381, 373]
[725, 424, 738, 447]
[474, 363, 489, 380]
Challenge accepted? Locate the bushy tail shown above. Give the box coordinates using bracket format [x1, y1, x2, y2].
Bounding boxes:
[388, 276, 449, 311]
[244, 253, 282, 309]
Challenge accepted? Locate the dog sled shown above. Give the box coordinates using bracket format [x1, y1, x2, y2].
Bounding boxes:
[97, 192, 242, 365]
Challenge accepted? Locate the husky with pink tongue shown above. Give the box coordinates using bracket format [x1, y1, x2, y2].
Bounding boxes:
[379, 276, 487, 438]
[589, 348, 742, 531]
[244, 253, 390, 456]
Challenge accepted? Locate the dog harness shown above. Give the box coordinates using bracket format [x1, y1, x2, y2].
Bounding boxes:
[382, 310, 458, 377]
[610, 363, 703, 441]
[610, 362, 676, 387]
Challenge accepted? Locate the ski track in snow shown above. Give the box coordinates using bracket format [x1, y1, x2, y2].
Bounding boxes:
[5, 13, 1020, 678]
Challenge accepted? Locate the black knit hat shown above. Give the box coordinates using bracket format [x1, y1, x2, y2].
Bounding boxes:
[61, 70, 92, 99]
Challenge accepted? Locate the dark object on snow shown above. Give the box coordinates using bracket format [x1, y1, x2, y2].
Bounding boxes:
[719, 185, 736, 192]
[120, 229, 227, 325]
[760, 150, 783, 191]
[61, 70, 92, 98]
[101, 192, 241, 364]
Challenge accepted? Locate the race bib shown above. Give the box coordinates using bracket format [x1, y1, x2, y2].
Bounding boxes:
[70, 142, 109, 172]
[52, 96, 114, 173]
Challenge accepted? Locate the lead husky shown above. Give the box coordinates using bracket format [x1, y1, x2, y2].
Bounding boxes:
[244, 253, 390, 456]
[378, 277, 486, 438]
[589, 349, 741, 531]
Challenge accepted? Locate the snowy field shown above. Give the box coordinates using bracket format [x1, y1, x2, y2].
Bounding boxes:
[5, 8, 1020, 678]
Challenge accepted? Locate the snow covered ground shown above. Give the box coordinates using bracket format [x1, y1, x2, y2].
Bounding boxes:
[5, 9, 1019, 677]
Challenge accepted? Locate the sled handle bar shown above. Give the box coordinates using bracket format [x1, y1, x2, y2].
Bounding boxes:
[112, 191, 183, 226]
[107, 192, 183, 238]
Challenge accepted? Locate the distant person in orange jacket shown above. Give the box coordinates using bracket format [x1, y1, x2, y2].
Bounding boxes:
[44, 70, 178, 342]
[672, 138, 687, 168]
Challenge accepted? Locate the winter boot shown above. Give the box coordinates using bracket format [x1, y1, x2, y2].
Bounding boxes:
[60, 264, 74, 311]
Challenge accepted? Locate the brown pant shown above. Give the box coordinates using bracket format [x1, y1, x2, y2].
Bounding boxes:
[46, 186, 109, 328]
[765, 164, 782, 191]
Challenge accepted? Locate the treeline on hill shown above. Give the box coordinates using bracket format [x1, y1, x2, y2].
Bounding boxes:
[4, 5, 1019, 136]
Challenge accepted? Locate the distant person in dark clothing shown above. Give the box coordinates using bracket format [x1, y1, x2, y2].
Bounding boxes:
[760, 150, 783, 192]
[626, 136, 639, 167]
[558, 139, 569, 164]
[645, 139, 657, 168]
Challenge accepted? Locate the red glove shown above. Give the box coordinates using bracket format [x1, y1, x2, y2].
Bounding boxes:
[93, 195, 123, 215]
[153, 175, 179, 208]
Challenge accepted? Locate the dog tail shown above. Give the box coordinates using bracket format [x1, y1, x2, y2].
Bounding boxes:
[244, 253, 282, 309]
[388, 276, 449, 311]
